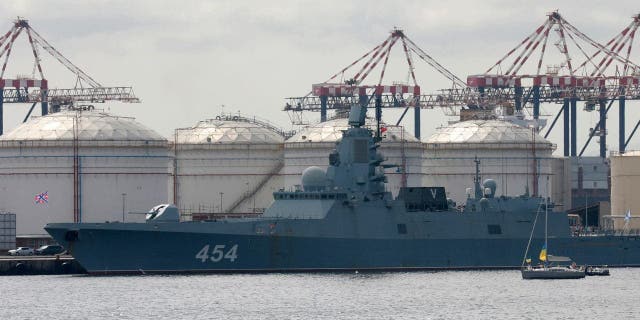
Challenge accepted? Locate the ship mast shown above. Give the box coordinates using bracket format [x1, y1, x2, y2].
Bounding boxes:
[474, 156, 482, 199]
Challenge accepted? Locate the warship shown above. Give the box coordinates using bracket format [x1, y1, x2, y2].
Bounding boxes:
[45, 105, 640, 274]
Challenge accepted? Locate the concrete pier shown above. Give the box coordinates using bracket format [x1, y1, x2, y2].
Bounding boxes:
[0, 255, 86, 275]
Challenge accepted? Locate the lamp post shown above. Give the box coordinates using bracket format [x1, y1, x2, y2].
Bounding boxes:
[246, 182, 251, 212]
[121, 193, 126, 222]
[219, 192, 224, 214]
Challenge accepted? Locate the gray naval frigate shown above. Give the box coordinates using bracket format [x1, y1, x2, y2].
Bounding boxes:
[45, 105, 640, 274]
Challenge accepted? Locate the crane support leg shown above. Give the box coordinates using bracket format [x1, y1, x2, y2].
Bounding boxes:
[414, 106, 420, 139]
[23, 102, 38, 123]
[563, 98, 570, 157]
[359, 94, 368, 107]
[544, 106, 564, 139]
[619, 95, 626, 154]
[515, 86, 523, 111]
[395, 107, 410, 126]
[375, 95, 382, 139]
[0, 90, 3, 136]
[599, 99, 607, 158]
[41, 89, 48, 116]
[533, 86, 540, 119]
[571, 98, 577, 157]
[624, 119, 640, 150]
[320, 95, 327, 122]
[579, 99, 614, 157]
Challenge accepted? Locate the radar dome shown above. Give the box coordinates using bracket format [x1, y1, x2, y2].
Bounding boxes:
[482, 179, 497, 198]
[301, 166, 326, 192]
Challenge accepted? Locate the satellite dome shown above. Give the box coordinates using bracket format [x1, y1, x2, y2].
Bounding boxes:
[301, 166, 326, 192]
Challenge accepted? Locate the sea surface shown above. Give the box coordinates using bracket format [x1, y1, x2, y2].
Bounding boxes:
[1, 269, 638, 319]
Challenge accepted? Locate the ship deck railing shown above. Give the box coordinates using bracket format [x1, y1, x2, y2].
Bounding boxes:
[573, 228, 640, 237]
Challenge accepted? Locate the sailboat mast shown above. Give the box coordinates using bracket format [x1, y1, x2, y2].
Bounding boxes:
[544, 183, 548, 261]
[544, 197, 549, 252]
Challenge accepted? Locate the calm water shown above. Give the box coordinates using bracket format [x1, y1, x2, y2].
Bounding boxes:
[1, 269, 638, 319]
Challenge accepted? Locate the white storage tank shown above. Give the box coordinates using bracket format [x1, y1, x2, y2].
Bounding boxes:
[0, 110, 170, 235]
[424, 120, 555, 204]
[172, 114, 286, 218]
[610, 151, 640, 230]
[285, 118, 423, 196]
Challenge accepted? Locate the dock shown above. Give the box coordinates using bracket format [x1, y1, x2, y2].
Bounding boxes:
[0, 255, 86, 275]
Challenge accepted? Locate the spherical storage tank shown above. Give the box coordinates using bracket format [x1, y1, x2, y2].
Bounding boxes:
[172, 115, 285, 217]
[285, 118, 422, 195]
[0, 110, 170, 235]
[424, 120, 555, 204]
[610, 151, 640, 230]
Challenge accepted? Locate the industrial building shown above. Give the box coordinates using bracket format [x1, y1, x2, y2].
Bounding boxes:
[0, 110, 170, 235]
[609, 151, 640, 230]
[423, 120, 555, 204]
[172, 114, 287, 219]
[0, 110, 629, 236]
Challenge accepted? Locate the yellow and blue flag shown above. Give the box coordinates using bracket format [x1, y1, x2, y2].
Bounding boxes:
[539, 243, 547, 261]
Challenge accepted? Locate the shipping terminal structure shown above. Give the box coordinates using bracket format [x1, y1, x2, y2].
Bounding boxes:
[2, 13, 640, 267]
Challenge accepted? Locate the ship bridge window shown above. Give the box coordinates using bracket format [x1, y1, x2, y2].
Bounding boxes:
[487, 224, 502, 235]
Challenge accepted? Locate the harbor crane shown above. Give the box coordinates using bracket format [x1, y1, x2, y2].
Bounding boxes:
[0, 18, 139, 135]
[284, 28, 467, 139]
[466, 11, 640, 157]
[285, 13, 640, 157]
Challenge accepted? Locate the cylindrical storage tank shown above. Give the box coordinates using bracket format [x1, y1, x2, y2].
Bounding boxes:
[0, 110, 169, 235]
[610, 152, 640, 230]
[285, 118, 422, 196]
[424, 120, 555, 204]
[173, 115, 285, 218]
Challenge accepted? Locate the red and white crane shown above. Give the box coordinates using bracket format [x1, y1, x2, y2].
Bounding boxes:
[0, 18, 139, 135]
[285, 28, 467, 139]
[466, 11, 640, 158]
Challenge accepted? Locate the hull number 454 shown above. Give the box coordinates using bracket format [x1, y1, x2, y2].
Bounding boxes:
[196, 244, 238, 262]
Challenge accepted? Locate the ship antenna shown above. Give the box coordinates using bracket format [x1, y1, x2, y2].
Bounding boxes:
[375, 94, 382, 142]
[474, 156, 482, 199]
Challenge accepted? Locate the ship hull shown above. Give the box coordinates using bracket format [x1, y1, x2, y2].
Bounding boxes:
[45, 223, 640, 274]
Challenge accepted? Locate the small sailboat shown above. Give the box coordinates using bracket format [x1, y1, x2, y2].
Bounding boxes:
[522, 255, 586, 279]
[521, 190, 585, 280]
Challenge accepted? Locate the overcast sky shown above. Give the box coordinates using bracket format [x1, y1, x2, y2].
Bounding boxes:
[1, 0, 639, 156]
